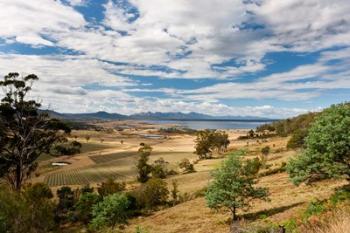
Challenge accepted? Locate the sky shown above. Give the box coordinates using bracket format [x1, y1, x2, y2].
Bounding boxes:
[0, 0, 349, 118]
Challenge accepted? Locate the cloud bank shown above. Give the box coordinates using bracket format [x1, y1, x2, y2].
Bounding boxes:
[0, 0, 349, 117]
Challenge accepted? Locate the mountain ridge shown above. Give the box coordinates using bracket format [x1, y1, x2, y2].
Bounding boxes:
[41, 110, 274, 121]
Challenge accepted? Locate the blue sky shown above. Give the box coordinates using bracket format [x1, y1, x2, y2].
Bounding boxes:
[0, 0, 349, 118]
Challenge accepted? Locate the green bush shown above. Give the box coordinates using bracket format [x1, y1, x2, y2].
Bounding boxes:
[303, 199, 326, 219]
[97, 178, 126, 197]
[259, 112, 317, 137]
[287, 103, 350, 185]
[0, 185, 56, 233]
[75, 192, 101, 224]
[53, 140, 82, 155]
[90, 193, 130, 230]
[23, 183, 53, 200]
[56, 186, 76, 222]
[329, 187, 350, 205]
[134, 178, 169, 209]
[282, 218, 298, 232]
[287, 129, 308, 149]
[151, 157, 168, 179]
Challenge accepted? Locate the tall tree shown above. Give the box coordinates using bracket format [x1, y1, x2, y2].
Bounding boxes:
[287, 103, 350, 185]
[206, 151, 268, 226]
[136, 143, 153, 183]
[0, 73, 70, 191]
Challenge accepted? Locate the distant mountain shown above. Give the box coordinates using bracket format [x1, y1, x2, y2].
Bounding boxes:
[42, 110, 127, 121]
[42, 110, 272, 121]
[130, 111, 213, 120]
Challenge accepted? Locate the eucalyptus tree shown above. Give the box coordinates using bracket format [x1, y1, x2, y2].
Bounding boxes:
[0, 73, 70, 191]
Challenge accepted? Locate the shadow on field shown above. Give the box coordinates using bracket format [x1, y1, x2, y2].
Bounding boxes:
[242, 201, 304, 220]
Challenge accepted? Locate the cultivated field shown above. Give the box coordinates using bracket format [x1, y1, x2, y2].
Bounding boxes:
[32, 121, 346, 233]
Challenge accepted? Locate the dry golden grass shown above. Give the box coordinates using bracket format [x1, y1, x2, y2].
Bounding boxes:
[300, 209, 350, 233]
[124, 198, 229, 233]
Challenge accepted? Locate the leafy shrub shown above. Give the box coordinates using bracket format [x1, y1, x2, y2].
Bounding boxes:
[282, 218, 298, 232]
[53, 140, 82, 155]
[287, 128, 308, 149]
[23, 183, 53, 200]
[0, 185, 56, 233]
[329, 186, 350, 205]
[303, 199, 326, 219]
[287, 103, 350, 185]
[151, 157, 168, 179]
[125, 193, 139, 215]
[97, 178, 126, 197]
[56, 186, 76, 222]
[134, 178, 169, 209]
[90, 193, 130, 230]
[179, 158, 195, 173]
[74, 192, 100, 224]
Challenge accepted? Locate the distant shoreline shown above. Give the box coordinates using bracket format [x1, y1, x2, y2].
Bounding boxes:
[142, 119, 274, 130]
[142, 119, 277, 122]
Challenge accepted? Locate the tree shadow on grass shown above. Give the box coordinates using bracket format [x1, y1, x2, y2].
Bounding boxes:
[241, 201, 305, 221]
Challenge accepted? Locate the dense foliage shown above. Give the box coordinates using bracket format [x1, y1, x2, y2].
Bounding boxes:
[133, 178, 169, 209]
[52, 140, 82, 155]
[256, 111, 318, 149]
[287, 103, 350, 185]
[97, 178, 126, 196]
[206, 150, 269, 222]
[257, 112, 317, 137]
[0, 184, 56, 233]
[286, 128, 308, 149]
[195, 130, 230, 159]
[75, 192, 101, 224]
[90, 193, 130, 230]
[151, 157, 169, 179]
